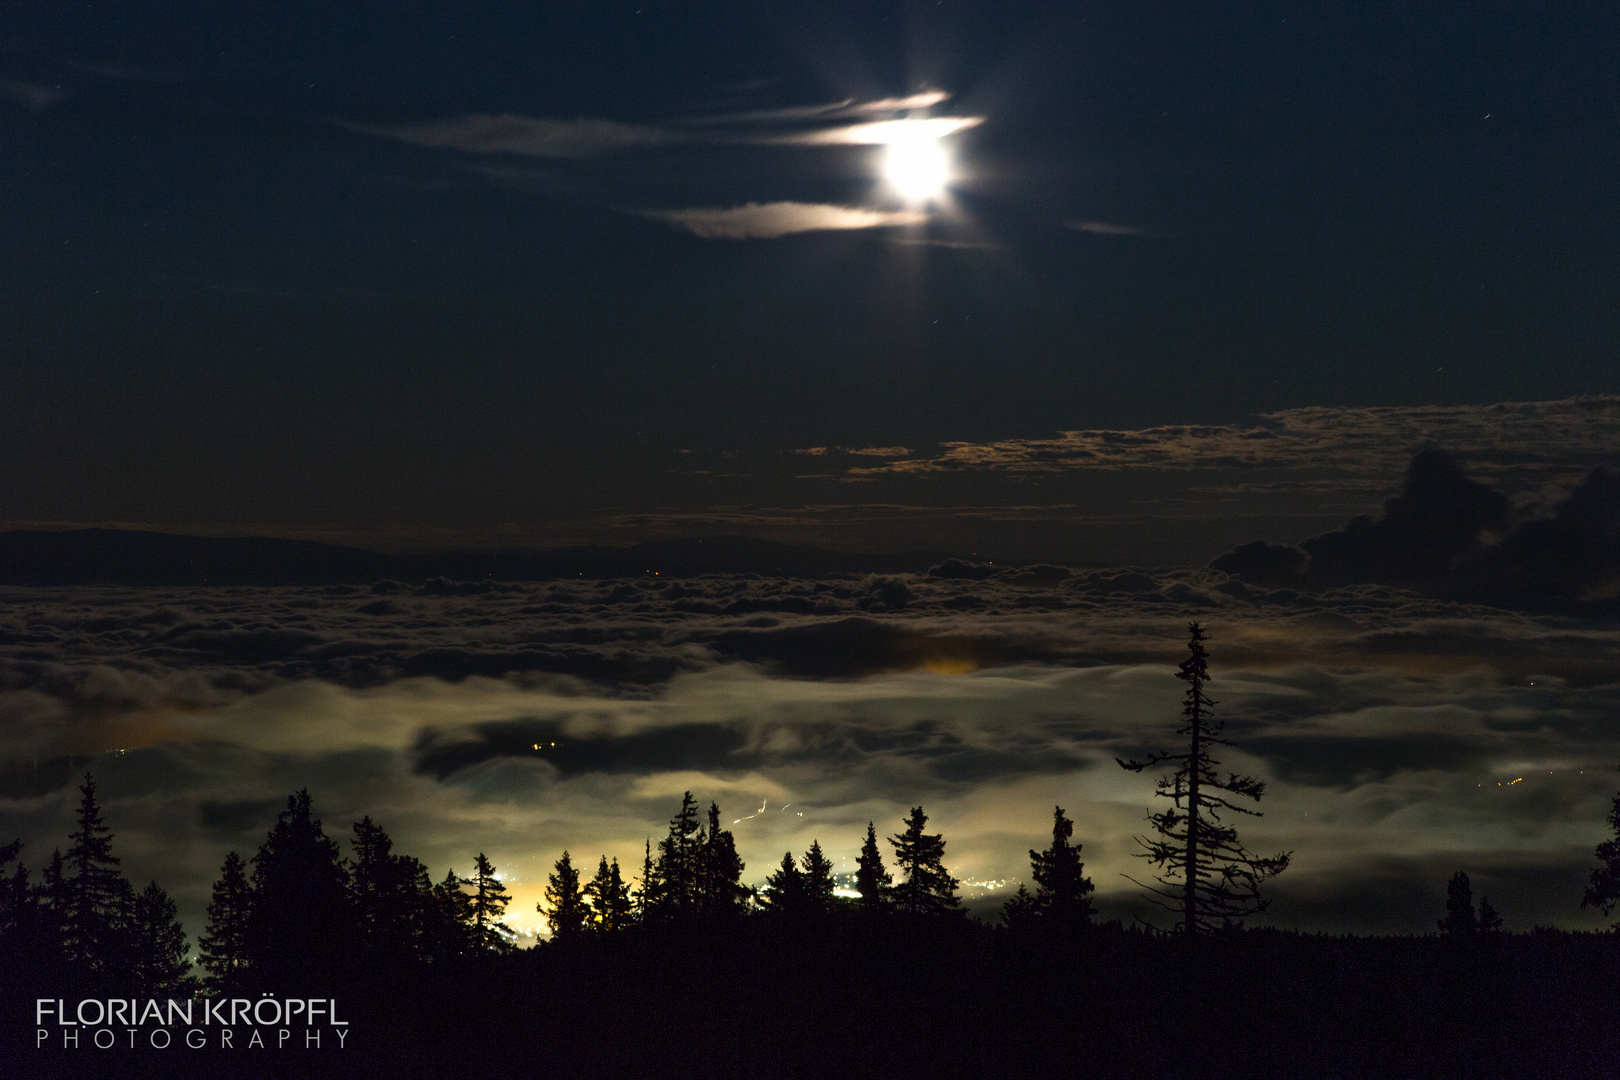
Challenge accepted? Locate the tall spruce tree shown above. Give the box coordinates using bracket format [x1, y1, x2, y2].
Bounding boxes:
[0, 841, 39, 973]
[63, 773, 133, 975]
[889, 807, 962, 916]
[632, 840, 657, 922]
[1582, 765, 1620, 929]
[855, 822, 892, 912]
[38, 850, 70, 963]
[584, 856, 632, 932]
[542, 851, 589, 940]
[801, 841, 836, 914]
[350, 817, 436, 963]
[698, 803, 750, 918]
[246, 790, 354, 986]
[1440, 871, 1477, 936]
[1029, 806, 1095, 927]
[1118, 623, 1290, 933]
[468, 853, 516, 952]
[0, 841, 29, 942]
[431, 870, 476, 960]
[198, 852, 252, 991]
[129, 881, 191, 995]
[763, 851, 807, 915]
[651, 792, 704, 919]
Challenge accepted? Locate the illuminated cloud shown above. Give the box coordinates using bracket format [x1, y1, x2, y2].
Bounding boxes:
[835, 397, 1620, 481]
[647, 202, 926, 240]
[338, 114, 677, 158]
[760, 116, 983, 146]
[341, 98, 979, 159]
[684, 91, 950, 126]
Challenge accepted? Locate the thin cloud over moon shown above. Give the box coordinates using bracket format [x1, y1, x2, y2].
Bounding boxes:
[685, 91, 952, 126]
[763, 117, 983, 146]
[338, 114, 678, 158]
[646, 202, 927, 240]
[340, 102, 982, 158]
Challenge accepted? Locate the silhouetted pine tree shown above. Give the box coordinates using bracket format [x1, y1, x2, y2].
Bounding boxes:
[0, 840, 38, 973]
[1582, 765, 1620, 929]
[854, 822, 892, 912]
[763, 851, 807, 915]
[63, 774, 133, 977]
[198, 851, 252, 992]
[246, 790, 354, 987]
[1118, 623, 1290, 933]
[350, 817, 438, 964]
[999, 885, 1040, 930]
[1029, 806, 1095, 928]
[38, 849, 70, 963]
[889, 807, 962, 916]
[468, 852, 516, 952]
[1440, 871, 1477, 936]
[698, 803, 750, 918]
[584, 856, 632, 932]
[632, 840, 657, 921]
[0, 841, 27, 933]
[129, 881, 191, 995]
[801, 841, 836, 914]
[431, 870, 476, 960]
[1476, 896, 1503, 935]
[542, 851, 588, 940]
[650, 792, 704, 919]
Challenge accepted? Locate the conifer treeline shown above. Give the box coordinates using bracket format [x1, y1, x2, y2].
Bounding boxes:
[0, 781, 1102, 994]
[0, 776, 189, 996]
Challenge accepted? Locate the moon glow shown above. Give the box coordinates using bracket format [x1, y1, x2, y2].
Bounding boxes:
[883, 136, 952, 203]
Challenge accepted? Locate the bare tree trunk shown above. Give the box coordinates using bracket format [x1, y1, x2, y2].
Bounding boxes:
[1185, 698, 1200, 936]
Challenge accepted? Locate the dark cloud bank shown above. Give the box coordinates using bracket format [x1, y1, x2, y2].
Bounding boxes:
[1, 449, 1618, 943]
[1213, 449, 1620, 609]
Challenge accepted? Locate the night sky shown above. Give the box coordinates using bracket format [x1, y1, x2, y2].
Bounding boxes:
[2, 2, 1619, 942]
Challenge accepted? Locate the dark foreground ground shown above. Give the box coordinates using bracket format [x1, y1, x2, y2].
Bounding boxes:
[7, 919, 1618, 1080]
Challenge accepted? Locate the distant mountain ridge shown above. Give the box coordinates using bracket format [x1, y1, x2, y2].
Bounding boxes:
[0, 529, 949, 586]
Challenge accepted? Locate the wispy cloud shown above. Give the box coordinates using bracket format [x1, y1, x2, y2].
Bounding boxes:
[833, 398, 1620, 480]
[338, 114, 678, 158]
[0, 78, 64, 111]
[758, 116, 983, 146]
[646, 202, 926, 240]
[1065, 219, 1152, 237]
[340, 99, 980, 158]
[687, 91, 952, 126]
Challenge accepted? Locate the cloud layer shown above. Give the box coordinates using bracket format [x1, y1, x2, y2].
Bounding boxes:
[647, 202, 927, 240]
[2, 565, 1618, 941]
[833, 397, 1620, 483]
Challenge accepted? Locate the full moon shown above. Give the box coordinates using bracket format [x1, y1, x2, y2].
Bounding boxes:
[883, 137, 951, 202]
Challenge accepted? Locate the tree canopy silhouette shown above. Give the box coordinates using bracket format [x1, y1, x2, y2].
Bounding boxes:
[198, 851, 251, 991]
[855, 822, 893, 912]
[1118, 623, 1290, 933]
[1582, 765, 1620, 930]
[1004, 806, 1094, 931]
[246, 789, 353, 986]
[468, 852, 517, 952]
[63, 773, 133, 977]
[889, 807, 962, 916]
[542, 851, 589, 939]
[584, 855, 632, 932]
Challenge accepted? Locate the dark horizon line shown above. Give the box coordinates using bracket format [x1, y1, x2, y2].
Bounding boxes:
[0, 526, 970, 586]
